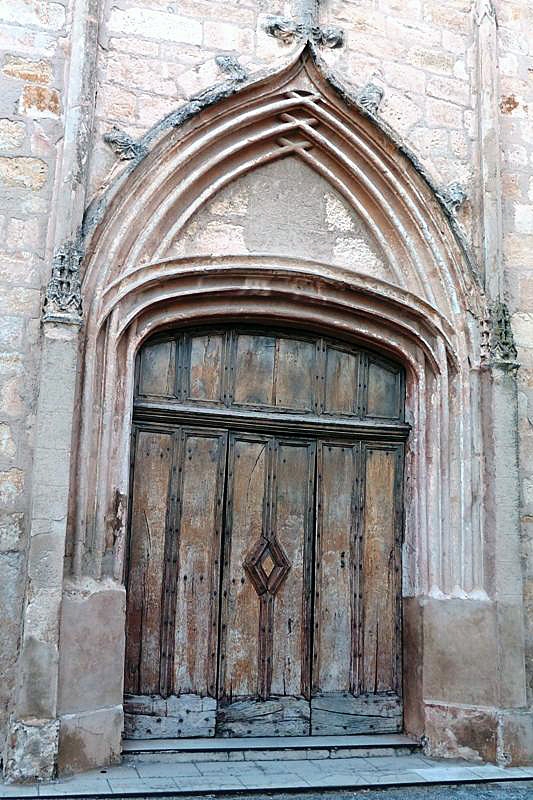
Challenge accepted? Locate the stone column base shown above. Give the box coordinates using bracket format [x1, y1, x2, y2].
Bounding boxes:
[423, 705, 533, 766]
[58, 706, 123, 775]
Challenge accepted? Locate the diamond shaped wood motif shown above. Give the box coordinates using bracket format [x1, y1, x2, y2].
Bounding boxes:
[243, 537, 291, 596]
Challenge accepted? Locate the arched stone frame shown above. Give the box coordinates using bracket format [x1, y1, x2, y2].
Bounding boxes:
[4, 45, 528, 781]
[73, 47, 484, 599]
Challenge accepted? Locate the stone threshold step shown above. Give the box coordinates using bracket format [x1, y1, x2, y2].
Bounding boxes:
[122, 734, 419, 763]
[34, 772, 533, 800]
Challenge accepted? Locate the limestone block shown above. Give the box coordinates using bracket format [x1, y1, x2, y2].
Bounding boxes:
[19, 85, 61, 119]
[108, 7, 202, 45]
[58, 705, 122, 776]
[0, 156, 48, 189]
[0, 512, 24, 552]
[422, 598, 499, 706]
[58, 581, 126, 714]
[0, 0, 65, 30]
[0, 119, 25, 151]
[16, 637, 59, 720]
[500, 711, 533, 766]
[203, 20, 254, 52]
[0, 422, 16, 458]
[424, 703, 498, 763]
[2, 56, 53, 83]
[3, 718, 59, 783]
[0, 468, 24, 506]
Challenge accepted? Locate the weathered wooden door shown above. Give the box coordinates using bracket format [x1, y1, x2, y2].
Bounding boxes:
[124, 327, 406, 738]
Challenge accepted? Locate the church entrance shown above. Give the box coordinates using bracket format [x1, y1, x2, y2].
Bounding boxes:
[124, 326, 407, 738]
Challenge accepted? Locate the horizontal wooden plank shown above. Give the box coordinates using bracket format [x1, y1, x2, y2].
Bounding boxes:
[216, 698, 310, 737]
[133, 402, 410, 441]
[124, 694, 217, 739]
[311, 693, 402, 735]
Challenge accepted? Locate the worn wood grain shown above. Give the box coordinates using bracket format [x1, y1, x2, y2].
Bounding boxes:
[125, 429, 173, 695]
[324, 346, 358, 415]
[217, 697, 310, 737]
[219, 434, 268, 699]
[188, 334, 224, 402]
[138, 340, 176, 398]
[311, 693, 402, 735]
[360, 446, 400, 694]
[313, 442, 358, 695]
[173, 429, 226, 698]
[124, 694, 217, 739]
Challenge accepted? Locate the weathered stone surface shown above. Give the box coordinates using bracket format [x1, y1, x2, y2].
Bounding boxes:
[500, 711, 533, 765]
[58, 581, 126, 715]
[424, 704, 498, 763]
[3, 718, 59, 783]
[58, 706, 122, 776]
[19, 85, 60, 118]
[0, 156, 47, 189]
[0, 119, 25, 151]
[2, 56, 53, 83]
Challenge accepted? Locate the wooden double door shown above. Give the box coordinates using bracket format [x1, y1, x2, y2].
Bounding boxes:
[124, 327, 406, 738]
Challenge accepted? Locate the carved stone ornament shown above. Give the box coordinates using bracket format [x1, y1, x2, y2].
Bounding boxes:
[488, 301, 518, 363]
[264, 15, 344, 48]
[475, 0, 496, 25]
[436, 182, 467, 214]
[103, 126, 148, 161]
[215, 55, 248, 83]
[43, 238, 83, 323]
[356, 82, 384, 116]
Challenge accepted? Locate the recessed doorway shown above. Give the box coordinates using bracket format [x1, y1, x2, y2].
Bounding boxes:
[124, 326, 406, 738]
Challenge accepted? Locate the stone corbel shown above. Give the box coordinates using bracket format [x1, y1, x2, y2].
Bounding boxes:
[42, 237, 84, 325]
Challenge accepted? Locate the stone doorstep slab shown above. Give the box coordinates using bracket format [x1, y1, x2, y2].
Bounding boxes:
[122, 733, 419, 763]
[3, 765, 533, 799]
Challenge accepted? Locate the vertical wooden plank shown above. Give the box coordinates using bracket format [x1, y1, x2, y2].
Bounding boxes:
[125, 428, 173, 695]
[219, 434, 268, 699]
[138, 339, 176, 398]
[313, 442, 358, 694]
[270, 440, 315, 698]
[360, 446, 401, 694]
[324, 347, 358, 415]
[187, 334, 224, 402]
[274, 338, 315, 410]
[172, 429, 227, 697]
[233, 334, 275, 406]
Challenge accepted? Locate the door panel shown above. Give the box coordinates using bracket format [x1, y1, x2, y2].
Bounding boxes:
[124, 426, 227, 739]
[217, 434, 315, 737]
[125, 429, 174, 697]
[126, 326, 406, 741]
[360, 445, 402, 697]
[311, 441, 403, 735]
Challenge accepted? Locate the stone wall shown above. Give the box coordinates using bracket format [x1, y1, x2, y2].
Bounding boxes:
[0, 0, 532, 765]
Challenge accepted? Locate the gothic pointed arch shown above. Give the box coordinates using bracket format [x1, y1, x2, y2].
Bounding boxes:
[71, 44, 486, 603]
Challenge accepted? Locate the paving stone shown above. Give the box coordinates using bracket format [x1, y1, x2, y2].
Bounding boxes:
[107, 777, 178, 793]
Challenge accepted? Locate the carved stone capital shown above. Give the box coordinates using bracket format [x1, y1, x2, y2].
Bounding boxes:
[356, 82, 384, 116]
[436, 182, 467, 214]
[264, 15, 344, 48]
[104, 126, 148, 161]
[481, 301, 518, 366]
[42, 237, 83, 324]
[215, 55, 248, 83]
